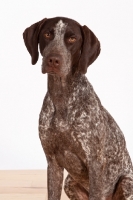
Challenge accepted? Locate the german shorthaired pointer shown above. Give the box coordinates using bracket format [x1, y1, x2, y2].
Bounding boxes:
[23, 17, 133, 200]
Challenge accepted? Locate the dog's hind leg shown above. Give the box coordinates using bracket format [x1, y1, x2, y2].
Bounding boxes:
[64, 174, 89, 200]
[113, 174, 133, 200]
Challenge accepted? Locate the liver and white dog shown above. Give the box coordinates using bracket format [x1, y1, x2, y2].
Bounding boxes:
[23, 17, 133, 200]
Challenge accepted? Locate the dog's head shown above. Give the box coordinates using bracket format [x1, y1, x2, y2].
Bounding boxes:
[23, 17, 100, 76]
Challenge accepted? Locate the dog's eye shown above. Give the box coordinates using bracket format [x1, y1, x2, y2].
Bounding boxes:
[68, 37, 76, 43]
[44, 33, 51, 38]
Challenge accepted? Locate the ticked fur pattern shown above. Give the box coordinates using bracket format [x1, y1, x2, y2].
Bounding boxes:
[23, 18, 133, 200]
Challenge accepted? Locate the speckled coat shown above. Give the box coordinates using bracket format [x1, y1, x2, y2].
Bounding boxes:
[23, 17, 133, 200]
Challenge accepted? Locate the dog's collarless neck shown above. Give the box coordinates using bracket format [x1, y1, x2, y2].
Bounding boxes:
[47, 72, 84, 117]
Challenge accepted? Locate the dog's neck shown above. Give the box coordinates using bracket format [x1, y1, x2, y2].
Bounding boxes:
[47, 72, 82, 119]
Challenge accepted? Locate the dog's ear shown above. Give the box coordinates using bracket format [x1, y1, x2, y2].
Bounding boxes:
[23, 18, 47, 65]
[78, 25, 100, 74]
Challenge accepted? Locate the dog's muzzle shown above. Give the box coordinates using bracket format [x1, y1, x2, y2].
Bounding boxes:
[42, 53, 63, 75]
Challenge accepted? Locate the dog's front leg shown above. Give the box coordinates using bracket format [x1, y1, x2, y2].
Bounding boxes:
[89, 164, 105, 200]
[88, 153, 106, 200]
[47, 156, 64, 200]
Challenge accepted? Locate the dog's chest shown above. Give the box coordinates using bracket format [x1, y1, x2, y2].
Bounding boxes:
[56, 148, 89, 182]
[39, 85, 97, 162]
[39, 100, 90, 180]
[39, 79, 100, 180]
[42, 126, 89, 181]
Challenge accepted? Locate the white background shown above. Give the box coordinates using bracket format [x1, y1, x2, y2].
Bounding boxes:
[0, 0, 133, 169]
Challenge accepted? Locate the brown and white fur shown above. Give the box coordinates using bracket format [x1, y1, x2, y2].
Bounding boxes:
[23, 17, 133, 200]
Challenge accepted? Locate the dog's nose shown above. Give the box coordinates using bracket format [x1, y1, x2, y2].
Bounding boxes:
[47, 55, 61, 68]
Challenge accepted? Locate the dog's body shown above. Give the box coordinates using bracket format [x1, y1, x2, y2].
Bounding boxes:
[23, 17, 133, 200]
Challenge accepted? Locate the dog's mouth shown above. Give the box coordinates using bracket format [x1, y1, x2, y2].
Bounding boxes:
[41, 65, 60, 75]
[48, 71, 56, 75]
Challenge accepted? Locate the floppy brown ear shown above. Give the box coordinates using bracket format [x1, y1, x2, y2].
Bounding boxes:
[23, 18, 47, 65]
[78, 25, 100, 74]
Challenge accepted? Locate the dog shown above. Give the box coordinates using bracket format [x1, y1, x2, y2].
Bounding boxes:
[23, 17, 133, 200]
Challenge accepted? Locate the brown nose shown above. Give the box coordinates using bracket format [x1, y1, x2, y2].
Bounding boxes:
[47, 54, 61, 68]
